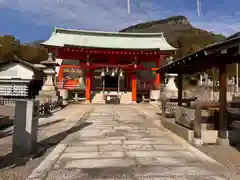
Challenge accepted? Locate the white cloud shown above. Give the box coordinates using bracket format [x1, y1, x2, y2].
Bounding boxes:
[0, 0, 239, 35]
[0, 0, 150, 31]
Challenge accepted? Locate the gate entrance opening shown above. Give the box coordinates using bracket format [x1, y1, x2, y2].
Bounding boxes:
[105, 75, 118, 88]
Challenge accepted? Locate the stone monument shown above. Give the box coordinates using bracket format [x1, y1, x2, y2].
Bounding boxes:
[36, 53, 60, 103]
[13, 100, 39, 156]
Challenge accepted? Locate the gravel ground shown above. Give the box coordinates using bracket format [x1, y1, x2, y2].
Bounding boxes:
[0, 143, 55, 180]
[0, 105, 92, 180]
[196, 144, 240, 176]
[0, 128, 56, 180]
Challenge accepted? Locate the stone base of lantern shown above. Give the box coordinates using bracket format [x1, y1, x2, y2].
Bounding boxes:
[41, 84, 56, 91]
[36, 86, 59, 104]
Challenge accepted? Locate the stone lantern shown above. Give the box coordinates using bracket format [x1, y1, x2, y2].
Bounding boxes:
[163, 73, 178, 99]
[37, 53, 59, 103]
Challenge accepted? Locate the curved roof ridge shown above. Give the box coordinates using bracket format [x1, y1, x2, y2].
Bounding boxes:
[54, 27, 164, 38]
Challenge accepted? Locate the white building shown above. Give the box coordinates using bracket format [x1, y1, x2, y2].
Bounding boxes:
[0, 56, 44, 99]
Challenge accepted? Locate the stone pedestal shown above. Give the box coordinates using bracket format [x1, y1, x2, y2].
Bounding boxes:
[59, 89, 69, 105]
[150, 90, 160, 101]
[13, 100, 39, 156]
[193, 138, 203, 146]
[85, 100, 91, 104]
[217, 138, 230, 146]
[74, 92, 79, 102]
[131, 101, 137, 104]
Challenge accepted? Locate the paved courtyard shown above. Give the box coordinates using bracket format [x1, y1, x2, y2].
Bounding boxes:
[27, 105, 238, 180]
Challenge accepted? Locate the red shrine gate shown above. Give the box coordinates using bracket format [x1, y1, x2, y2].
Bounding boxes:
[41, 28, 175, 103]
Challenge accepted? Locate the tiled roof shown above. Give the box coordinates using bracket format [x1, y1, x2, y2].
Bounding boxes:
[42, 27, 176, 51]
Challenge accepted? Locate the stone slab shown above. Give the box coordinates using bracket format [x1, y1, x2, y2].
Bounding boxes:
[135, 157, 201, 166]
[77, 140, 122, 145]
[123, 140, 174, 145]
[126, 150, 195, 158]
[64, 158, 136, 169]
[65, 145, 98, 152]
[133, 166, 220, 177]
[153, 144, 185, 150]
[123, 144, 154, 151]
[60, 151, 125, 159]
[98, 145, 123, 151]
[26, 144, 67, 180]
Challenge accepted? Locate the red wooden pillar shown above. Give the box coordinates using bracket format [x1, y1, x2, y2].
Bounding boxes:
[85, 71, 91, 103]
[155, 58, 161, 88]
[58, 65, 63, 88]
[131, 72, 137, 103]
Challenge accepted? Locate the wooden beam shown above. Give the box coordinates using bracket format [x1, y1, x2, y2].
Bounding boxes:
[204, 43, 239, 56]
[218, 62, 227, 139]
[60, 46, 166, 56]
[60, 63, 156, 70]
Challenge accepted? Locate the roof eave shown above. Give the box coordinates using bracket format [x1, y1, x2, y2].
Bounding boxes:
[156, 34, 240, 74]
[54, 27, 165, 37]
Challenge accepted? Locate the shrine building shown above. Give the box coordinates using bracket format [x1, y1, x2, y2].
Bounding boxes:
[41, 28, 175, 104]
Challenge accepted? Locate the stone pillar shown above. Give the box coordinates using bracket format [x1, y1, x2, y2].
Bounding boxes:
[13, 100, 39, 156]
[59, 89, 68, 106]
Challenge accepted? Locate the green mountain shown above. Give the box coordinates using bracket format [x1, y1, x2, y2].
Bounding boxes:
[120, 15, 225, 61]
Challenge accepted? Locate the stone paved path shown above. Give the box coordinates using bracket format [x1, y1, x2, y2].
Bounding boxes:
[0, 105, 93, 180]
[27, 105, 237, 180]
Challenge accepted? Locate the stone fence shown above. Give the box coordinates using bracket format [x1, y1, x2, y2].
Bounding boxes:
[0, 97, 63, 130]
[0, 96, 63, 115]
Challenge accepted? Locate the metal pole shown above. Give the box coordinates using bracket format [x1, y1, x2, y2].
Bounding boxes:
[197, 0, 201, 16]
[127, 0, 131, 14]
[236, 63, 239, 93]
[118, 73, 120, 94]
[103, 76, 105, 95]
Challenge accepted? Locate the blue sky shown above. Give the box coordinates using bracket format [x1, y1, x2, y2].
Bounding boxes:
[0, 0, 239, 43]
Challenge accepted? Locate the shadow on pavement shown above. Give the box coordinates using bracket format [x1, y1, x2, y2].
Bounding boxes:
[0, 118, 66, 139]
[0, 121, 92, 170]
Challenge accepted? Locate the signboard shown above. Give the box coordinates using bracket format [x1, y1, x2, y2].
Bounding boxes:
[63, 68, 82, 73]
